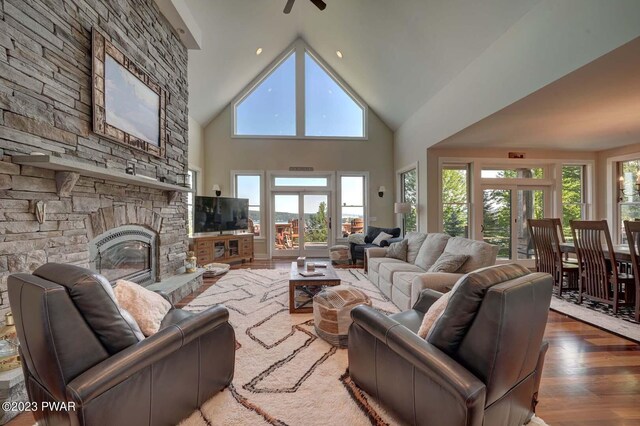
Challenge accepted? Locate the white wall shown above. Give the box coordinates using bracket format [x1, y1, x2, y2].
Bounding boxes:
[188, 115, 204, 193]
[202, 105, 395, 257]
[394, 0, 640, 231]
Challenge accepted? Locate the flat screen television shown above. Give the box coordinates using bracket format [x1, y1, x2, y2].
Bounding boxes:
[193, 196, 249, 234]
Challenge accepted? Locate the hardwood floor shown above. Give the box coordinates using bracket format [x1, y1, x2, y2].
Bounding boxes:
[8, 259, 640, 425]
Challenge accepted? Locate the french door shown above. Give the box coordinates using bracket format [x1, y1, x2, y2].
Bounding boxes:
[479, 186, 549, 262]
[272, 192, 331, 257]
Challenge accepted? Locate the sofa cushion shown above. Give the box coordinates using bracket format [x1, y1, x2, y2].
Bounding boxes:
[394, 271, 424, 297]
[443, 237, 499, 273]
[386, 239, 408, 261]
[428, 252, 469, 273]
[368, 257, 406, 273]
[427, 263, 531, 356]
[364, 226, 401, 244]
[379, 262, 424, 284]
[414, 233, 450, 270]
[33, 263, 144, 354]
[405, 232, 428, 264]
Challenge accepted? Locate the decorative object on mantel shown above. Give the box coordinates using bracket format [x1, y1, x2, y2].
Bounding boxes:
[0, 313, 20, 372]
[35, 200, 46, 224]
[125, 160, 137, 175]
[11, 155, 192, 204]
[92, 29, 167, 158]
[202, 262, 230, 277]
[185, 251, 197, 273]
[212, 184, 221, 197]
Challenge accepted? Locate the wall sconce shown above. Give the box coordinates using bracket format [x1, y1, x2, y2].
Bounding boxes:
[619, 174, 640, 202]
[378, 186, 386, 198]
[212, 184, 221, 197]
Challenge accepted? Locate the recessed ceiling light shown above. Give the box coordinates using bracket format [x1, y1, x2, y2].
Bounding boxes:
[336, 50, 343, 59]
[256, 48, 263, 55]
[178, 28, 185, 34]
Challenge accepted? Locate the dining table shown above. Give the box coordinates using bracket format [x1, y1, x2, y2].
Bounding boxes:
[559, 242, 632, 262]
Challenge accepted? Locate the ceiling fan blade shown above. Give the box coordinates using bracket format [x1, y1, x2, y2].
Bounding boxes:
[283, 0, 295, 14]
[309, 0, 326, 11]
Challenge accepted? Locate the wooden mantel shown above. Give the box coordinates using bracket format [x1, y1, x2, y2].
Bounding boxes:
[12, 155, 192, 203]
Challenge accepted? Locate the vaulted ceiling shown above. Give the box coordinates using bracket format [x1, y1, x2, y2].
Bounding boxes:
[184, 0, 540, 128]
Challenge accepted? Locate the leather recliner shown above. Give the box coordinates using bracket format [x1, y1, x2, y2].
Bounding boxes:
[8, 263, 235, 426]
[348, 263, 552, 426]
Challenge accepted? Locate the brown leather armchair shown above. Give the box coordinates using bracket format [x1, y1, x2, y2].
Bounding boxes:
[8, 264, 235, 426]
[348, 264, 552, 426]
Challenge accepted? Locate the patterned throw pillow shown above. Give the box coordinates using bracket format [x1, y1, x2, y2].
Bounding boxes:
[427, 252, 469, 273]
[371, 231, 392, 246]
[386, 239, 408, 261]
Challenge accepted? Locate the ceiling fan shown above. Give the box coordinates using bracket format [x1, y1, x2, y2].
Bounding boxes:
[284, 0, 327, 14]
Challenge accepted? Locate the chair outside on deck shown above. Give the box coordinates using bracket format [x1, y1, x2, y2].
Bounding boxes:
[623, 220, 640, 322]
[350, 218, 364, 234]
[570, 220, 635, 314]
[528, 219, 578, 296]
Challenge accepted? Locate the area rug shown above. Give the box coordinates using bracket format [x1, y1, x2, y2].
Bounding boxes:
[551, 295, 640, 343]
[179, 268, 549, 426]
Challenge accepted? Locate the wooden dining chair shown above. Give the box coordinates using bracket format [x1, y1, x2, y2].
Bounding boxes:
[570, 220, 634, 314]
[528, 219, 578, 296]
[623, 220, 640, 322]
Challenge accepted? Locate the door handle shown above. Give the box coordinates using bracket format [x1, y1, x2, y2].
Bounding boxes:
[481, 224, 485, 233]
[328, 217, 331, 230]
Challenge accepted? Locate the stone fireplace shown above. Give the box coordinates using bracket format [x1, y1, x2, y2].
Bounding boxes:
[0, 0, 191, 320]
[89, 225, 158, 286]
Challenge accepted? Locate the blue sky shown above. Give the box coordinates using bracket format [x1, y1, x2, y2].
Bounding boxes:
[235, 51, 363, 137]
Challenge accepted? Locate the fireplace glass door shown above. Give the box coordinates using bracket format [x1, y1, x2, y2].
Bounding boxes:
[98, 240, 151, 282]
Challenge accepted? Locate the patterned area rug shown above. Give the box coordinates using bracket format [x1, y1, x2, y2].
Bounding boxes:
[178, 268, 550, 426]
[551, 290, 640, 343]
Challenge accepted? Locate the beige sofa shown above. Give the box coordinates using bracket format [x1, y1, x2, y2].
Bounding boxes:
[366, 232, 499, 309]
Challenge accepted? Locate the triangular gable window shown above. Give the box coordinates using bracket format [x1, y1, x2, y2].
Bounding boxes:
[305, 52, 364, 137]
[235, 52, 296, 136]
[232, 40, 367, 139]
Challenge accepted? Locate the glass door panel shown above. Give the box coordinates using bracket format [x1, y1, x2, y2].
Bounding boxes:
[482, 189, 512, 260]
[516, 189, 544, 260]
[303, 194, 329, 251]
[273, 194, 300, 256]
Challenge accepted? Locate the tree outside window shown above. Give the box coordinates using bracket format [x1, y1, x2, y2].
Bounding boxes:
[562, 165, 586, 241]
[442, 165, 469, 237]
[401, 169, 417, 233]
[618, 160, 640, 243]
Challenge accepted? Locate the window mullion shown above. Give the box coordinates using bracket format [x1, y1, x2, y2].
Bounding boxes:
[295, 42, 305, 137]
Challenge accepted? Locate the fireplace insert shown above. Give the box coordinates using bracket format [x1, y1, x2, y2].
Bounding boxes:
[89, 225, 158, 286]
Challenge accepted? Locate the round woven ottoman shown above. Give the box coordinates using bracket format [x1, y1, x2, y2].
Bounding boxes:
[313, 285, 371, 347]
[329, 244, 351, 264]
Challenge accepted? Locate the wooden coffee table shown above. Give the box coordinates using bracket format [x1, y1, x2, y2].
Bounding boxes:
[289, 262, 340, 313]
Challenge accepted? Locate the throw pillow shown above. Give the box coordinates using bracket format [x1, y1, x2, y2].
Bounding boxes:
[417, 291, 452, 339]
[347, 233, 366, 245]
[386, 239, 408, 261]
[372, 231, 392, 246]
[428, 252, 470, 273]
[113, 279, 172, 336]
